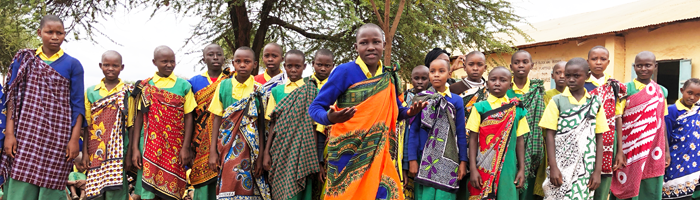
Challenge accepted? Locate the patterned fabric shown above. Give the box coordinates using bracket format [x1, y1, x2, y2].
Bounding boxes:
[460, 87, 489, 137]
[611, 81, 667, 199]
[542, 96, 600, 200]
[262, 73, 287, 93]
[1, 49, 72, 190]
[520, 79, 546, 179]
[191, 72, 231, 187]
[268, 77, 320, 200]
[412, 88, 460, 193]
[663, 101, 700, 199]
[139, 78, 188, 199]
[216, 86, 271, 200]
[85, 85, 132, 199]
[468, 99, 519, 200]
[588, 78, 626, 175]
[400, 89, 417, 200]
[325, 65, 404, 200]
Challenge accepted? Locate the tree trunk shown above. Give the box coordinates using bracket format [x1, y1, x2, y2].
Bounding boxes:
[228, 0, 253, 70]
[250, 0, 276, 75]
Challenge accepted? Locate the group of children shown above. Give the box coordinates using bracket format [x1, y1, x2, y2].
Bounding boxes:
[1, 14, 699, 200]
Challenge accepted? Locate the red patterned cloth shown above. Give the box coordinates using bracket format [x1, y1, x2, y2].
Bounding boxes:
[139, 79, 188, 199]
[611, 82, 666, 199]
[588, 78, 626, 174]
[191, 74, 229, 186]
[1, 49, 73, 190]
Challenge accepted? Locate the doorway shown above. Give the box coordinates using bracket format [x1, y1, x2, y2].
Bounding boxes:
[656, 60, 680, 104]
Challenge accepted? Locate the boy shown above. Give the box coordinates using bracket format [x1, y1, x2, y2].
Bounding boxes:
[2, 15, 86, 200]
[401, 65, 430, 200]
[207, 46, 271, 200]
[262, 49, 315, 200]
[539, 58, 607, 199]
[534, 60, 567, 198]
[662, 78, 700, 199]
[187, 44, 231, 200]
[68, 153, 88, 200]
[467, 66, 528, 199]
[130, 46, 195, 200]
[611, 51, 670, 200]
[585, 46, 627, 200]
[83, 50, 134, 200]
[257, 43, 287, 92]
[308, 23, 426, 200]
[507, 50, 545, 199]
[407, 59, 468, 199]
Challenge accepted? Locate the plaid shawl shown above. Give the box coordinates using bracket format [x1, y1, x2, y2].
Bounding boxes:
[268, 77, 320, 200]
[521, 79, 545, 178]
[85, 85, 131, 199]
[587, 78, 626, 175]
[1, 49, 73, 190]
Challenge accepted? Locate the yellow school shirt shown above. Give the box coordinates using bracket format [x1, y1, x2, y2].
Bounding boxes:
[675, 99, 691, 111]
[311, 74, 328, 89]
[265, 78, 305, 120]
[539, 88, 611, 134]
[262, 70, 276, 82]
[616, 79, 668, 116]
[84, 79, 136, 126]
[201, 71, 226, 84]
[144, 73, 196, 114]
[437, 88, 452, 98]
[511, 78, 531, 95]
[466, 95, 530, 136]
[35, 46, 64, 62]
[586, 73, 612, 88]
[544, 89, 563, 107]
[208, 75, 256, 116]
[356, 56, 383, 79]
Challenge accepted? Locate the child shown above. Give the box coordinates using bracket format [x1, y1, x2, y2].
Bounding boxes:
[401, 65, 430, 200]
[82, 50, 134, 200]
[585, 46, 627, 200]
[187, 44, 231, 200]
[68, 153, 88, 200]
[308, 23, 426, 200]
[130, 46, 195, 200]
[507, 50, 545, 199]
[663, 78, 700, 199]
[2, 15, 86, 200]
[262, 49, 315, 200]
[256, 43, 287, 88]
[533, 60, 567, 198]
[611, 51, 670, 200]
[207, 46, 271, 200]
[407, 59, 468, 199]
[309, 49, 335, 168]
[467, 66, 528, 199]
[540, 58, 608, 199]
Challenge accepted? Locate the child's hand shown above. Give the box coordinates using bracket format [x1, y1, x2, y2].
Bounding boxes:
[132, 149, 142, 169]
[515, 169, 525, 188]
[549, 167, 563, 187]
[613, 153, 627, 171]
[318, 162, 326, 182]
[469, 171, 483, 190]
[665, 152, 671, 168]
[407, 101, 429, 117]
[253, 155, 264, 178]
[125, 148, 133, 172]
[262, 151, 272, 172]
[4, 135, 17, 158]
[328, 107, 356, 124]
[409, 160, 418, 177]
[587, 171, 601, 190]
[457, 161, 468, 181]
[178, 148, 193, 168]
[66, 138, 80, 162]
[208, 151, 219, 171]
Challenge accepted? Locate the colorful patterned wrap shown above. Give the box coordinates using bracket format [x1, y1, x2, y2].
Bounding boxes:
[521, 79, 545, 179]
[542, 95, 601, 200]
[663, 101, 700, 199]
[191, 72, 231, 187]
[325, 65, 404, 200]
[611, 81, 667, 199]
[85, 84, 132, 199]
[587, 78, 626, 175]
[216, 86, 271, 200]
[139, 78, 188, 200]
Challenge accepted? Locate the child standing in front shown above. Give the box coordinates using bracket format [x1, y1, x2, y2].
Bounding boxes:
[68, 153, 88, 200]
[207, 47, 271, 200]
[2, 15, 86, 200]
[467, 67, 528, 199]
[130, 46, 195, 200]
[407, 59, 468, 199]
[540, 58, 607, 200]
[611, 51, 670, 200]
[662, 78, 700, 199]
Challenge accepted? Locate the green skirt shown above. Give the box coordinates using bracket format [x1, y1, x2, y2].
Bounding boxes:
[193, 181, 216, 200]
[2, 178, 67, 200]
[415, 183, 456, 200]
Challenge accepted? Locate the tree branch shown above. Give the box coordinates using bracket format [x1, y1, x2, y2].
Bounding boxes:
[383, 0, 390, 31]
[268, 16, 343, 42]
[368, 0, 385, 27]
[388, 0, 406, 38]
[251, 0, 276, 74]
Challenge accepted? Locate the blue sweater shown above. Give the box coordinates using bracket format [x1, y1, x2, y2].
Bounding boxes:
[407, 93, 468, 162]
[9, 53, 86, 127]
[308, 61, 409, 125]
[665, 104, 688, 139]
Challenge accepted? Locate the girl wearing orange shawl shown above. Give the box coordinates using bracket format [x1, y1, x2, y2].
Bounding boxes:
[308, 23, 425, 200]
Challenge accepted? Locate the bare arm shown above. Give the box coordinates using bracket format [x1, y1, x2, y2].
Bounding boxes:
[131, 112, 144, 169]
[515, 136, 525, 188]
[263, 121, 276, 171]
[208, 115, 222, 171]
[613, 117, 627, 170]
[179, 113, 194, 167]
[4, 101, 16, 158]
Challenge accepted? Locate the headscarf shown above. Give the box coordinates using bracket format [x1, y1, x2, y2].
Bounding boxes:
[424, 48, 450, 67]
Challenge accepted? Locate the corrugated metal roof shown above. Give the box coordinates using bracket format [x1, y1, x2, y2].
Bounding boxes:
[511, 0, 700, 47]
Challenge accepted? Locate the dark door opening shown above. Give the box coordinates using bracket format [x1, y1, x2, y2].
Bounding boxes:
[656, 60, 680, 104]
